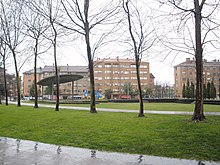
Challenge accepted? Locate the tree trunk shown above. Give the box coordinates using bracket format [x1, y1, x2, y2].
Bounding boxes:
[136, 61, 144, 117]
[86, 38, 97, 113]
[192, 0, 205, 121]
[54, 42, 59, 111]
[3, 55, 8, 105]
[84, 0, 97, 113]
[34, 40, 39, 108]
[49, 11, 59, 111]
[12, 50, 21, 107]
[125, 1, 144, 117]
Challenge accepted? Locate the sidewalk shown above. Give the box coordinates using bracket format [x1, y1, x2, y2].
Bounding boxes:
[13, 101, 220, 116]
[1, 137, 219, 165]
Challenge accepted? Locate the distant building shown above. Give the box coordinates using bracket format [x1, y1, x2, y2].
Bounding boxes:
[23, 58, 155, 99]
[93, 57, 154, 99]
[23, 68, 42, 97]
[0, 67, 17, 99]
[0, 67, 4, 84]
[23, 65, 89, 98]
[174, 58, 220, 98]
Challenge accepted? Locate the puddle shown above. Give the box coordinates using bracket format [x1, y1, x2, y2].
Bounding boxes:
[0, 137, 219, 165]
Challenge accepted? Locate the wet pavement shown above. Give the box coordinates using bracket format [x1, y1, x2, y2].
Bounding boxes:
[9, 101, 220, 116]
[1, 137, 219, 165]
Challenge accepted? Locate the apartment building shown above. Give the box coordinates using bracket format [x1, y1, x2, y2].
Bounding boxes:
[0, 67, 18, 99]
[0, 67, 3, 84]
[23, 65, 89, 98]
[94, 57, 154, 99]
[174, 58, 220, 97]
[23, 68, 42, 97]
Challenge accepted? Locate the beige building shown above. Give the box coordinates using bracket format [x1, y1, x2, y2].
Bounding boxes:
[23, 68, 42, 97]
[23, 65, 89, 98]
[94, 57, 154, 99]
[174, 58, 220, 98]
[23, 58, 155, 99]
[0, 67, 18, 99]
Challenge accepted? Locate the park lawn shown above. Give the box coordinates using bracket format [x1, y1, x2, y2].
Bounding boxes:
[62, 102, 220, 112]
[0, 104, 219, 161]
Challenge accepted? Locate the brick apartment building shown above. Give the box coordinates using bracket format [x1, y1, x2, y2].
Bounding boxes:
[0, 67, 18, 99]
[94, 57, 154, 99]
[23, 58, 155, 99]
[23, 68, 42, 96]
[23, 65, 89, 98]
[174, 58, 220, 98]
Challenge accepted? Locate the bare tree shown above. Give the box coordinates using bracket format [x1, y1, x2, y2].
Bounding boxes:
[0, 0, 26, 106]
[0, 36, 9, 105]
[123, 0, 156, 117]
[22, 1, 49, 108]
[159, 0, 220, 121]
[47, 0, 60, 111]
[27, 0, 65, 111]
[60, 0, 121, 113]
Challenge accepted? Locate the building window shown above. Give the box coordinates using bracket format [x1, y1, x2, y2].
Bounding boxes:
[113, 64, 120, 68]
[105, 64, 111, 68]
[140, 65, 147, 68]
[95, 65, 102, 68]
[131, 64, 136, 68]
[131, 71, 136, 74]
[95, 71, 102, 74]
[121, 65, 129, 68]
[140, 71, 147, 74]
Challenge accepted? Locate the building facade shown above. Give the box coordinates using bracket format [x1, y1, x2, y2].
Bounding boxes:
[94, 57, 154, 99]
[23, 65, 89, 98]
[174, 58, 220, 98]
[23, 68, 42, 97]
[0, 67, 3, 84]
[23, 58, 155, 99]
[0, 67, 18, 100]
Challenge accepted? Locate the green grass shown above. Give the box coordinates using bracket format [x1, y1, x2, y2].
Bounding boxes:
[61, 102, 220, 112]
[0, 104, 220, 161]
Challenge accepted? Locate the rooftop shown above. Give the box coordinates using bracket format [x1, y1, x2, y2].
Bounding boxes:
[174, 58, 220, 67]
[23, 65, 88, 74]
[43, 65, 88, 73]
[94, 57, 149, 64]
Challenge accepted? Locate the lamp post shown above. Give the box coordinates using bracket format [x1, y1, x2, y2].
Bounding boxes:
[218, 78, 220, 99]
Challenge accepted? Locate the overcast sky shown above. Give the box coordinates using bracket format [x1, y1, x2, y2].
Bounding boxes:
[4, 0, 220, 85]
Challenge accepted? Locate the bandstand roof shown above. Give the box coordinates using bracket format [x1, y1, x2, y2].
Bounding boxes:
[37, 74, 83, 86]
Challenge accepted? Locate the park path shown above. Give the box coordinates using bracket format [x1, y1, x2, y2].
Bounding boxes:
[8, 101, 220, 116]
[1, 137, 219, 165]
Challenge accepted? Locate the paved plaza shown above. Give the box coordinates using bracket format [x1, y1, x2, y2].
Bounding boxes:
[1, 137, 219, 165]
